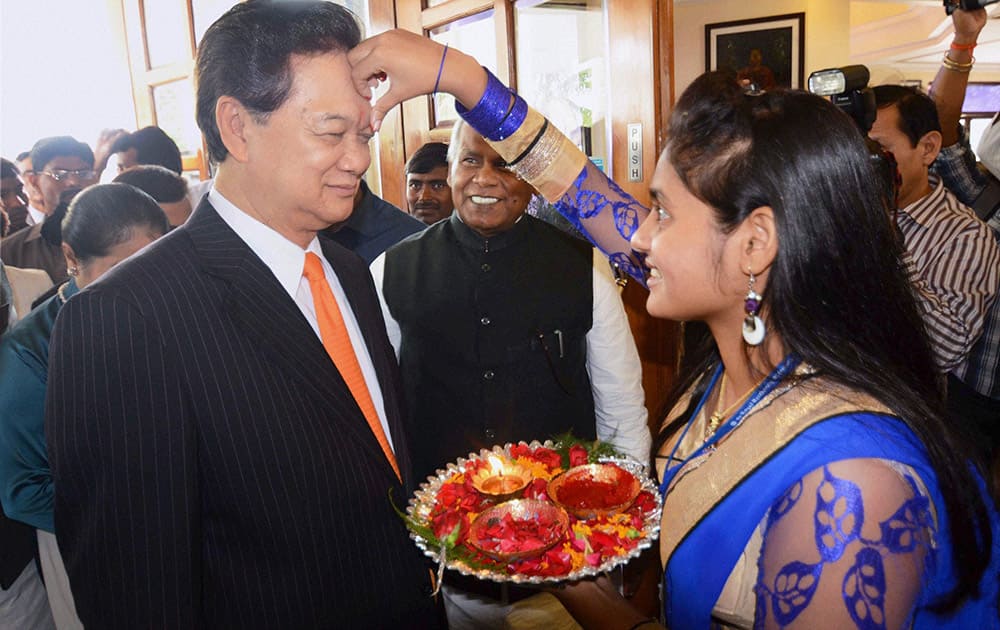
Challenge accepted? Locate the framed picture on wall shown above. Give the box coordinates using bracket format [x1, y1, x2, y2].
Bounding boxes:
[705, 13, 805, 90]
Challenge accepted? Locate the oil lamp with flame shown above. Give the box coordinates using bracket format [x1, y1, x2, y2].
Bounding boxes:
[471, 455, 531, 500]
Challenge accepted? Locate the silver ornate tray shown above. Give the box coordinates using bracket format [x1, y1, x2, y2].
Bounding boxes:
[405, 440, 662, 584]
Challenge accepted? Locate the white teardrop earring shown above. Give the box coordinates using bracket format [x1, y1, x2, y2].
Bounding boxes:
[742, 268, 765, 346]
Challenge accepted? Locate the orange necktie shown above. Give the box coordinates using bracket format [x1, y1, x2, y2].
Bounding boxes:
[303, 252, 401, 481]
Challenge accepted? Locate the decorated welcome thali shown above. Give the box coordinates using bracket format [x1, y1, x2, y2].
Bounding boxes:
[402, 439, 662, 584]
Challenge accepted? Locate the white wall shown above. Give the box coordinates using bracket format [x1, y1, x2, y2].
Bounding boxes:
[0, 0, 136, 159]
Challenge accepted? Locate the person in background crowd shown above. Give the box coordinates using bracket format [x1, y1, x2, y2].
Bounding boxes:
[2, 137, 98, 282]
[927, 6, 997, 210]
[371, 119, 649, 628]
[404, 141, 454, 224]
[923, 6, 1000, 468]
[45, 2, 440, 627]
[321, 177, 424, 264]
[17, 192, 88, 311]
[352, 29, 1000, 628]
[2, 264, 51, 325]
[108, 126, 184, 175]
[113, 164, 193, 228]
[0, 184, 169, 630]
[979, 115, 1000, 182]
[92, 125, 214, 209]
[1, 158, 30, 234]
[15, 152, 47, 228]
[870, 85, 1000, 465]
[0, 164, 52, 322]
[0, 262, 55, 630]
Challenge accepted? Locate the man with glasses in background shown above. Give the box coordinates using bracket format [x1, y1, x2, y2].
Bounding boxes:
[1, 137, 97, 283]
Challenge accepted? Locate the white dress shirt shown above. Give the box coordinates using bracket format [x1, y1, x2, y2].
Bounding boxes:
[25, 206, 45, 227]
[209, 188, 394, 451]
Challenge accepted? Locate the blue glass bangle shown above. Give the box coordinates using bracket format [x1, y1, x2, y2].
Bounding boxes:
[495, 95, 528, 141]
[456, 69, 512, 140]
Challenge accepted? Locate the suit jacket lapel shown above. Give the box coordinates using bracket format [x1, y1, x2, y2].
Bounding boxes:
[184, 201, 400, 480]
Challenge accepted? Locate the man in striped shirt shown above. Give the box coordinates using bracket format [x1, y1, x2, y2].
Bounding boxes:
[871, 84, 1000, 461]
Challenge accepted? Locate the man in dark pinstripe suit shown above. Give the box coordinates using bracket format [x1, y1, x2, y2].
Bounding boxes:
[44, 2, 440, 627]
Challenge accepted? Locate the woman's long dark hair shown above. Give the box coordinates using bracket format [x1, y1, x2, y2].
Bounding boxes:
[651, 71, 990, 610]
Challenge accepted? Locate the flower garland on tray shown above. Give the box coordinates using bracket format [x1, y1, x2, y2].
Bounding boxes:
[397, 434, 659, 580]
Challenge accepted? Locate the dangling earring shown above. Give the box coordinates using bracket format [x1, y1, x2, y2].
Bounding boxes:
[742, 268, 765, 346]
[67, 266, 79, 277]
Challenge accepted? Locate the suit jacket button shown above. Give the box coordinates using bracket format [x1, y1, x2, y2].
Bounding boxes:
[481, 263, 491, 272]
[480, 316, 491, 326]
[483, 370, 495, 380]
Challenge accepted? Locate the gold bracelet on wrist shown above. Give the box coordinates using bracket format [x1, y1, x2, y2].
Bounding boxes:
[942, 52, 974, 73]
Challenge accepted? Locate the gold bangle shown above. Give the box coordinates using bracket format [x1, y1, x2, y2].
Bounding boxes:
[942, 52, 974, 73]
[511, 121, 565, 182]
[507, 116, 587, 201]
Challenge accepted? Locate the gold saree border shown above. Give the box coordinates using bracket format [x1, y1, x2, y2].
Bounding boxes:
[658, 378, 894, 569]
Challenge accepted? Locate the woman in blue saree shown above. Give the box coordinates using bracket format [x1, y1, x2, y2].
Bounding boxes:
[351, 32, 999, 629]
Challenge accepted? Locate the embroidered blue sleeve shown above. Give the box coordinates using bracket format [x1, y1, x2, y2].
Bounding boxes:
[770, 561, 822, 625]
[879, 495, 932, 553]
[553, 162, 649, 285]
[814, 467, 863, 563]
[767, 480, 802, 529]
[754, 466, 934, 629]
[842, 547, 887, 629]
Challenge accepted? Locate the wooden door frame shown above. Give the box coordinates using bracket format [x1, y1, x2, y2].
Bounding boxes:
[119, 0, 208, 179]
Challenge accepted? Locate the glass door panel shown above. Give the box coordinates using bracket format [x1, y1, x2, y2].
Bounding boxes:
[152, 79, 201, 165]
[515, 0, 609, 171]
[143, 0, 192, 68]
[430, 11, 498, 127]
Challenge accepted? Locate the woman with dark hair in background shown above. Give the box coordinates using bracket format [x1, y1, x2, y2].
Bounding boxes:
[0, 183, 168, 629]
[351, 33, 999, 628]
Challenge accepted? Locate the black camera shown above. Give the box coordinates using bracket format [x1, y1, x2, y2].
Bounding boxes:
[808, 65, 876, 132]
[808, 65, 900, 209]
[945, 0, 998, 15]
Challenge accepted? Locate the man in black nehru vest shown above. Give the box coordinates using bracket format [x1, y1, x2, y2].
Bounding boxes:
[371, 120, 648, 624]
[374, 120, 649, 481]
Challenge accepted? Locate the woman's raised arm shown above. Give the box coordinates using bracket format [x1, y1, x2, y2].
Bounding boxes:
[350, 30, 650, 282]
